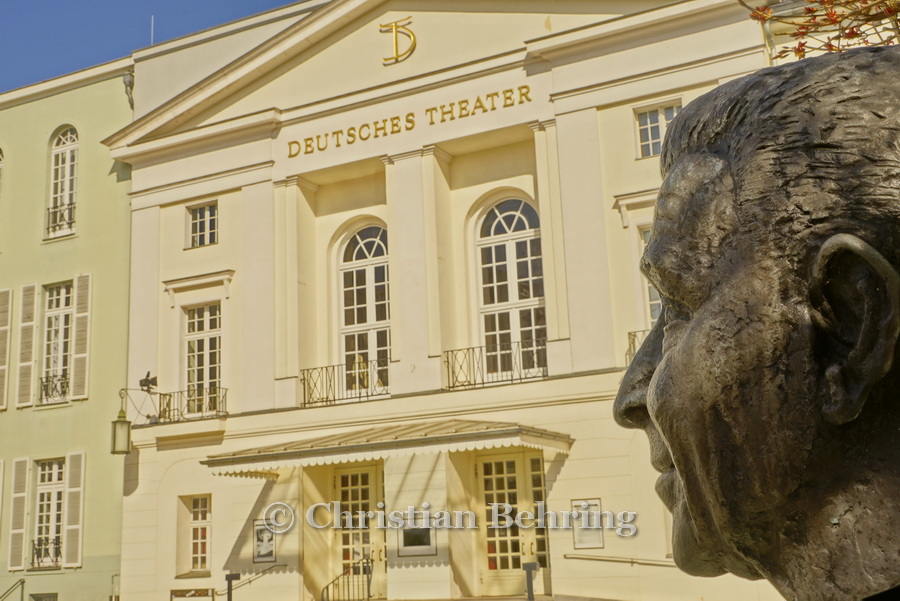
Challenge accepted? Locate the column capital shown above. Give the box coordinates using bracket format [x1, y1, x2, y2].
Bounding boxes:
[528, 118, 557, 132]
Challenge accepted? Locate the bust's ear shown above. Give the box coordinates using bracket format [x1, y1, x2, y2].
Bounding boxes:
[809, 234, 900, 425]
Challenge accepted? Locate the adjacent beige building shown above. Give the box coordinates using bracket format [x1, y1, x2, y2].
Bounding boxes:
[0, 59, 133, 600]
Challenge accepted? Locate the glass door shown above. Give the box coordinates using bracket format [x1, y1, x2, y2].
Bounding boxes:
[334, 465, 387, 599]
[478, 451, 550, 596]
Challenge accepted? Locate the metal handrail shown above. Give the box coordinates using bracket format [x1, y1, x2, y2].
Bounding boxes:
[39, 375, 70, 404]
[300, 358, 389, 406]
[32, 536, 62, 568]
[0, 579, 24, 601]
[157, 387, 228, 422]
[625, 329, 652, 366]
[443, 339, 547, 390]
[321, 557, 372, 601]
[47, 204, 75, 235]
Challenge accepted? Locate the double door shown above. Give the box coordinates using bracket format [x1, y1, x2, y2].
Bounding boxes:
[478, 451, 551, 596]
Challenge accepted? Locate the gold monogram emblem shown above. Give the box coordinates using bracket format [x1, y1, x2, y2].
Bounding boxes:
[380, 17, 416, 65]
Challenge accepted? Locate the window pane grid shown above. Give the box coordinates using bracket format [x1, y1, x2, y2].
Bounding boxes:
[477, 200, 546, 378]
[190, 496, 211, 571]
[340, 227, 391, 394]
[42, 283, 74, 404]
[483, 459, 521, 571]
[185, 303, 221, 413]
[34, 459, 65, 567]
[48, 128, 78, 235]
[636, 104, 680, 158]
[190, 203, 218, 248]
[640, 228, 662, 324]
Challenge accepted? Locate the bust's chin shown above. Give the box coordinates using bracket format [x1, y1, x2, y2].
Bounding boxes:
[670, 496, 763, 580]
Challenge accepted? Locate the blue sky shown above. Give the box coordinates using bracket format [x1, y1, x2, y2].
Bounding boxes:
[0, 0, 299, 94]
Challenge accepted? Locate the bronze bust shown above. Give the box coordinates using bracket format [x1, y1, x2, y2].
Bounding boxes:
[614, 47, 900, 601]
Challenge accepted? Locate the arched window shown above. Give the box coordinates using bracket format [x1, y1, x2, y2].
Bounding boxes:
[48, 127, 78, 236]
[477, 199, 546, 376]
[340, 226, 390, 394]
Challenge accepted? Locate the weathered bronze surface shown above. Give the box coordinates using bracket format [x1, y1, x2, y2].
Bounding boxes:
[614, 47, 900, 601]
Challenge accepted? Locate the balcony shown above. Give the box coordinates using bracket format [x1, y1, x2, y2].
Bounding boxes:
[46, 204, 75, 237]
[625, 329, 651, 366]
[443, 340, 547, 390]
[300, 359, 389, 407]
[157, 387, 227, 423]
[39, 376, 69, 405]
[31, 537, 61, 568]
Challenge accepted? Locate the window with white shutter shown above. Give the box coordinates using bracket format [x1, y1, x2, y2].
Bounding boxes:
[17, 285, 37, 408]
[70, 274, 91, 400]
[0, 288, 11, 410]
[62, 451, 85, 567]
[8, 457, 30, 571]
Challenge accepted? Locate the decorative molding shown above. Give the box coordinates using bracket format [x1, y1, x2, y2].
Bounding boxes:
[528, 119, 557, 132]
[613, 188, 659, 227]
[162, 270, 235, 308]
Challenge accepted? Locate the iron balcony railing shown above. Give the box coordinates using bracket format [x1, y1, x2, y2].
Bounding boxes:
[39, 375, 69, 404]
[157, 387, 227, 423]
[47, 204, 75, 236]
[32, 536, 62, 568]
[321, 557, 372, 601]
[625, 329, 652, 366]
[443, 339, 548, 390]
[300, 359, 389, 407]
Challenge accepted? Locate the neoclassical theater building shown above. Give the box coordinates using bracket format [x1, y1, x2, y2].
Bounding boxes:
[100, 0, 783, 600]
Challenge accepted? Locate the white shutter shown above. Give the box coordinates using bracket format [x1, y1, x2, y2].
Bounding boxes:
[16, 285, 37, 408]
[62, 451, 85, 567]
[0, 289, 11, 410]
[70, 274, 91, 400]
[8, 458, 29, 571]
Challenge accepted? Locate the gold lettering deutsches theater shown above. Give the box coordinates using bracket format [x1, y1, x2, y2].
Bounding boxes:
[286, 86, 532, 159]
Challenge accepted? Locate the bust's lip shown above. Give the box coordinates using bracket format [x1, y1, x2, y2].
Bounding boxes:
[647, 427, 676, 473]
[655, 468, 678, 511]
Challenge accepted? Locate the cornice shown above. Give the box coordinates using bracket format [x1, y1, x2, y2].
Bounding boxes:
[0, 57, 133, 111]
[525, 0, 746, 63]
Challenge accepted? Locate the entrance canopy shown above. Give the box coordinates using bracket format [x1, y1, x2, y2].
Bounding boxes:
[202, 419, 573, 477]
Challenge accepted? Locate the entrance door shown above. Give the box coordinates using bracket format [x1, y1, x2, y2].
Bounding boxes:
[478, 451, 551, 596]
[334, 465, 387, 599]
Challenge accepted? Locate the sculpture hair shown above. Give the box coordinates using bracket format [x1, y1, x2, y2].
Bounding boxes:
[660, 46, 900, 266]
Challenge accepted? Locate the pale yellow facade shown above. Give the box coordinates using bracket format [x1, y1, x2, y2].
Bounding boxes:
[102, 1, 786, 600]
[0, 60, 133, 600]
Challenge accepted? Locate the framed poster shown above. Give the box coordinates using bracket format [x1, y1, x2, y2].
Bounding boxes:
[253, 520, 276, 563]
[571, 498, 604, 549]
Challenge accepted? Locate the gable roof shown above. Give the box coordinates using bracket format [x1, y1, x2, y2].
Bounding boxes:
[105, 0, 744, 154]
[104, 0, 383, 149]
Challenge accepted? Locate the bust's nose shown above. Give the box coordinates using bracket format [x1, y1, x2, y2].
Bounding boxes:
[614, 315, 665, 429]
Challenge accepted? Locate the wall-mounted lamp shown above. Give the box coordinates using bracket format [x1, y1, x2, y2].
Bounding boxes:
[111, 389, 132, 455]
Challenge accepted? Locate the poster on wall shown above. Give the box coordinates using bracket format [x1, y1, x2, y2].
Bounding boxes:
[253, 520, 276, 563]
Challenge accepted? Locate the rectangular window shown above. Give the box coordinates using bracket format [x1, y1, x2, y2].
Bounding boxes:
[41, 283, 73, 404]
[636, 103, 681, 158]
[33, 459, 65, 568]
[189, 203, 218, 248]
[190, 496, 211, 571]
[639, 228, 662, 324]
[185, 303, 221, 415]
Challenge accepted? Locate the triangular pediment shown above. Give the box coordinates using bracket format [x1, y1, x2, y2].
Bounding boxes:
[107, 0, 669, 151]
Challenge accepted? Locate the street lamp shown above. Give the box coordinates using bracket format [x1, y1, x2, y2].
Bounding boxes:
[111, 390, 132, 455]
